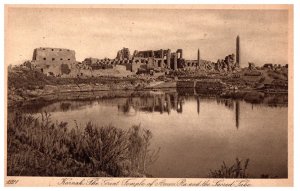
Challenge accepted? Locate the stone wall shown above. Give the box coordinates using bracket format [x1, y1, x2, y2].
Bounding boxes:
[183, 60, 199, 70]
[31, 47, 77, 76]
[32, 47, 76, 64]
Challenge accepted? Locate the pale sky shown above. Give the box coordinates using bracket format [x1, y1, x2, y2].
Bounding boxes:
[6, 7, 289, 66]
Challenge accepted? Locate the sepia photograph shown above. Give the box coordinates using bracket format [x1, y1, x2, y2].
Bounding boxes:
[4, 4, 294, 187]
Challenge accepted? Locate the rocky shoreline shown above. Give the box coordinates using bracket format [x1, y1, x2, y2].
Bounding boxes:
[8, 82, 288, 110]
[8, 82, 147, 107]
[7, 66, 288, 108]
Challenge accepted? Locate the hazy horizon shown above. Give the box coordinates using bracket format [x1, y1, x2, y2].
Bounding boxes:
[6, 7, 289, 66]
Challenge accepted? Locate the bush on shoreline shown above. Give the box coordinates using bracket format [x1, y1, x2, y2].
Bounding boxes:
[208, 158, 250, 178]
[7, 112, 159, 177]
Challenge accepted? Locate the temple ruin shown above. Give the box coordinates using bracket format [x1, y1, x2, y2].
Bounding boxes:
[31, 47, 77, 76]
[130, 48, 183, 72]
[27, 36, 241, 77]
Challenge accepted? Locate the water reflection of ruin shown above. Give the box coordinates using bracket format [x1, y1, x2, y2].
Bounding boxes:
[117, 93, 240, 129]
[20, 91, 241, 129]
[117, 93, 184, 114]
[216, 98, 240, 129]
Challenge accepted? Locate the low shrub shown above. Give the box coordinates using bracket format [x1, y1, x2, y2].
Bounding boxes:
[209, 158, 250, 178]
[7, 112, 159, 177]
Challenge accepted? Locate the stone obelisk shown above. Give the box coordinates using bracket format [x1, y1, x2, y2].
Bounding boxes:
[236, 35, 240, 67]
[197, 49, 200, 67]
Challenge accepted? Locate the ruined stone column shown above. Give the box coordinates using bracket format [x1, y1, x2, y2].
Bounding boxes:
[167, 49, 171, 68]
[176, 49, 183, 59]
[158, 49, 163, 68]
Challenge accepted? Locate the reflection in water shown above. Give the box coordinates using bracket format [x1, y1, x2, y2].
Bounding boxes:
[20, 92, 288, 133]
[197, 96, 200, 115]
[17, 91, 288, 178]
[21, 91, 288, 132]
[117, 93, 236, 116]
[236, 101, 240, 129]
[117, 93, 186, 115]
[116, 93, 242, 129]
[217, 99, 234, 110]
[216, 99, 240, 129]
[60, 102, 71, 111]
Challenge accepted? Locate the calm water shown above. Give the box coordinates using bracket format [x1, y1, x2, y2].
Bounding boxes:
[22, 91, 288, 178]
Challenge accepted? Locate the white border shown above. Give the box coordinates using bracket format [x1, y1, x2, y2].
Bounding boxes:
[1, 1, 299, 191]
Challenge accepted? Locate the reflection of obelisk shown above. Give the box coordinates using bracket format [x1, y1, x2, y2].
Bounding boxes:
[197, 96, 200, 115]
[236, 35, 240, 67]
[235, 101, 240, 129]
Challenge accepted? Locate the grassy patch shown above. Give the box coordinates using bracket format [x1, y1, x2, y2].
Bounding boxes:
[209, 158, 250, 178]
[7, 112, 159, 177]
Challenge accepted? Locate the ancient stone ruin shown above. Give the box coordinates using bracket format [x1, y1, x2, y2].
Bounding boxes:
[31, 47, 77, 77]
[116, 47, 131, 60]
[26, 36, 242, 77]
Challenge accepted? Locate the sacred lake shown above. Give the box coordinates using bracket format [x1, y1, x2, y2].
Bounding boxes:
[12, 90, 288, 178]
